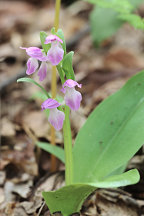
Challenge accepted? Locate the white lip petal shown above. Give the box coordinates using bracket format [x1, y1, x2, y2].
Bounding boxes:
[48, 108, 65, 131]
[37, 62, 47, 81]
[64, 87, 82, 111]
[26, 58, 38, 75]
[47, 43, 64, 66]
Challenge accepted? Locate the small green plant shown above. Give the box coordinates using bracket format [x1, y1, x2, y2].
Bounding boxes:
[17, 1, 144, 215]
[84, 0, 144, 45]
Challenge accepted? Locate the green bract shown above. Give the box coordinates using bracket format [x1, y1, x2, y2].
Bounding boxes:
[62, 51, 75, 80]
[40, 31, 51, 54]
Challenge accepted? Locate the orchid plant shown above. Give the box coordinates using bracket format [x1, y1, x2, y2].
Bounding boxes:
[17, 2, 144, 216]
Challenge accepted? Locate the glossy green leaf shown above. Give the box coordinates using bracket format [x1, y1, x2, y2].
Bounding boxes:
[90, 6, 123, 45]
[17, 77, 50, 98]
[73, 70, 144, 183]
[36, 141, 65, 163]
[90, 169, 140, 188]
[43, 184, 95, 216]
[62, 52, 75, 80]
[56, 29, 66, 56]
[43, 169, 139, 215]
[40, 31, 51, 54]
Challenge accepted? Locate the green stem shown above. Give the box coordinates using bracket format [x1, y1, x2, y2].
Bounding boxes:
[50, 0, 61, 172]
[63, 105, 73, 185]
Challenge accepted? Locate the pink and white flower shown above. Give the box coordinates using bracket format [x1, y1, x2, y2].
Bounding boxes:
[20, 47, 48, 81]
[41, 98, 65, 131]
[20, 35, 64, 81]
[26, 57, 39, 75]
[37, 62, 47, 82]
[61, 79, 82, 111]
[45, 35, 64, 66]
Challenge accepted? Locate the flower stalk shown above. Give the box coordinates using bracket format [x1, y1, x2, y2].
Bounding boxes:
[51, 0, 61, 172]
[63, 105, 73, 185]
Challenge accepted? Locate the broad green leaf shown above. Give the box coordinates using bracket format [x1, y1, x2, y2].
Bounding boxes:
[36, 141, 65, 163]
[42, 169, 139, 215]
[90, 169, 140, 188]
[40, 31, 51, 54]
[17, 77, 50, 98]
[73, 70, 144, 183]
[108, 163, 127, 176]
[62, 52, 75, 80]
[43, 184, 95, 216]
[90, 6, 123, 44]
[56, 29, 66, 56]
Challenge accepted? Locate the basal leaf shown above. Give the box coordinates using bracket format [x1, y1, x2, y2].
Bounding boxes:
[90, 169, 140, 188]
[43, 184, 95, 216]
[17, 77, 50, 98]
[36, 141, 65, 163]
[42, 169, 139, 215]
[62, 52, 75, 80]
[73, 70, 144, 183]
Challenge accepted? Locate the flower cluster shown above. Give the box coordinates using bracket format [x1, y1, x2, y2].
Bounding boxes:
[41, 79, 82, 130]
[21, 34, 82, 131]
[20, 35, 64, 81]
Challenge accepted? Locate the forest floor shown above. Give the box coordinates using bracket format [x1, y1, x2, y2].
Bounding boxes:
[1, 0, 144, 215]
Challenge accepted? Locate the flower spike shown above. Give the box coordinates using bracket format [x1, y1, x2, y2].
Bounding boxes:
[41, 99, 65, 131]
[61, 79, 82, 111]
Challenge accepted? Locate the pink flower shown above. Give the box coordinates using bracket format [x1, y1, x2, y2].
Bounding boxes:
[26, 58, 38, 75]
[20, 47, 48, 81]
[41, 98, 65, 131]
[37, 62, 47, 82]
[45, 35, 64, 66]
[61, 79, 82, 111]
[20, 47, 48, 61]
